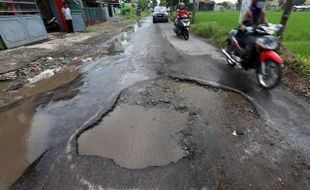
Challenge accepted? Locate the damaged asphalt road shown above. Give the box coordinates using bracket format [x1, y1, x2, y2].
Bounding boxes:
[1, 17, 310, 189]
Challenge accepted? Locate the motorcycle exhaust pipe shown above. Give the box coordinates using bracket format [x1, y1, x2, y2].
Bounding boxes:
[221, 49, 237, 65]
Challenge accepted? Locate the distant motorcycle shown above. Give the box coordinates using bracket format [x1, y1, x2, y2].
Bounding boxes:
[222, 23, 284, 89]
[174, 15, 190, 40]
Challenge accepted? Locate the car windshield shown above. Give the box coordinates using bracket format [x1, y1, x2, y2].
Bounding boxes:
[154, 7, 167, 12]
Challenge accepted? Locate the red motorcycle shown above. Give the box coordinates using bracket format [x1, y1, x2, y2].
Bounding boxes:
[222, 23, 284, 89]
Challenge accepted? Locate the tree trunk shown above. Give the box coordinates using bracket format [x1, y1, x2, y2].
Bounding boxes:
[277, 0, 294, 37]
[170, 0, 172, 17]
[192, 0, 196, 24]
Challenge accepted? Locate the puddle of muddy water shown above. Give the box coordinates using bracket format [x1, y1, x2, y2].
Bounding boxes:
[108, 32, 130, 54]
[0, 102, 32, 189]
[78, 104, 188, 169]
[0, 71, 81, 188]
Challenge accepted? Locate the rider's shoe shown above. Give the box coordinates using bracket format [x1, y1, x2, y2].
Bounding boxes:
[234, 62, 244, 70]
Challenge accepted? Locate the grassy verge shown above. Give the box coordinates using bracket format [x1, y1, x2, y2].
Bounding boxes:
[191, 11, 310, 75]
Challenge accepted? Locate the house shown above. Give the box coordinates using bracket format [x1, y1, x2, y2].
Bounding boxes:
[39, 0, 113, 32]
[0, 0, 113, 49]
[197, 0, 215, 11]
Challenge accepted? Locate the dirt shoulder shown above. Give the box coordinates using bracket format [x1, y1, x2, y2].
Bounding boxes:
[0, 19, 135, 108]
[281, 48, 310, 102]
[282, 67, 310, 102]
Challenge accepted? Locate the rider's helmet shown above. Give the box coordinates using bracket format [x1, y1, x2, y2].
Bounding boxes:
[179, 3, 185, 10]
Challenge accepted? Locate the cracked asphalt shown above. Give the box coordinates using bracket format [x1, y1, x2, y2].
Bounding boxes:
[1, 17, 310, 190]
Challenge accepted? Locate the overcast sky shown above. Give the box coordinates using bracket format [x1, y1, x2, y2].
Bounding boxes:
[213, 0, 238, 3]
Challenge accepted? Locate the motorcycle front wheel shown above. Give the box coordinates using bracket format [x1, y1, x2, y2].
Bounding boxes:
[184, 29, 189, 40]
[257, 60, 283, 89]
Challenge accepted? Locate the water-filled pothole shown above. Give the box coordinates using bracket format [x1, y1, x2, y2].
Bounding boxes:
[78, 104, 188, 169]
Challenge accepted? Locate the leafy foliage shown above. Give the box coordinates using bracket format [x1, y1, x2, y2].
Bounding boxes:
[293, 0, 305, 6]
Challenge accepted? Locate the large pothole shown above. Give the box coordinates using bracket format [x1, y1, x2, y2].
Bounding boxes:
[77, 78, 258, 169]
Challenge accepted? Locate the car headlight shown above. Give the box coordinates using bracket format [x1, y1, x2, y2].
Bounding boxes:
[165, 12, 168, 16]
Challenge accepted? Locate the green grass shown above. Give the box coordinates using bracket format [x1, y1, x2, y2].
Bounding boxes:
[192, 11, 310, 75]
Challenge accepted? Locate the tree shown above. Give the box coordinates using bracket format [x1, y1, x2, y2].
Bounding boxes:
[137, 0, 150, 10]
[159, 0, 168, 6]
[278, 0, 285, 9]
[192, 0, 197, 24]
[151, 0, 158, 7]
[277, 0, 294, 36]
[236, 0, 242, 10]
[221, 1, 230, 8]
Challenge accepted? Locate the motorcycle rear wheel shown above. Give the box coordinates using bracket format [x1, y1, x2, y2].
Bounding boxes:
[257, 60, 282, 89]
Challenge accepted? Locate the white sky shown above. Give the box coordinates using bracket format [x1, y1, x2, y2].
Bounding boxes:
[157, 0, 238, 5]
[214, 0, 238, 3]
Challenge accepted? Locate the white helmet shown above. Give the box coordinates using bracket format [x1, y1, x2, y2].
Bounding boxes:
[179, 3, 185, 9]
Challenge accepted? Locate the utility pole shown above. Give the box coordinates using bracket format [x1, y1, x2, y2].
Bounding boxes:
[192, 0, 196, 24]
[277, 0, 294, 37]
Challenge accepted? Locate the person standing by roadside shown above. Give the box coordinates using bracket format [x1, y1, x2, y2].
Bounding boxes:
[62, 2, 74, 33]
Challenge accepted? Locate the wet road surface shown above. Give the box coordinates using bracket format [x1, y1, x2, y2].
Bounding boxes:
[1, 17, 310, 189]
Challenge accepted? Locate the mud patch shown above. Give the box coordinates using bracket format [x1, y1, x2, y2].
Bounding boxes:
[122, 26, 135, 33]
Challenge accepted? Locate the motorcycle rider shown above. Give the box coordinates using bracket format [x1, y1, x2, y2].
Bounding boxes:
[175, 3, 189, 29]
[236, 0, 267, 69]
